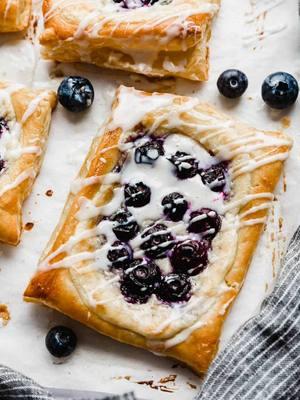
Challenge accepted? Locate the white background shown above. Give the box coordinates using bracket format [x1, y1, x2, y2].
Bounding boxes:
[0, 0, 299, 398]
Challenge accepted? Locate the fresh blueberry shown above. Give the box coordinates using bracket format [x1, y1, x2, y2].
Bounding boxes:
[134, 139, 164, 165]
[58, 76, 94, 113]
[107, 241, 132, 269]
[124, 182, 151, 208]
[141, 223, 174, 259]
[262, 72, 299, 110]
[188, 208, 221, 239]
[157, 274, 191, 303]
[217, 69, 248, 99]
[0, 118, 8, 136]
[199, 162, 227, 192]
[120, 259, 161, 304]
[169, 151, 198, 179]
[161, 192, 188, 222]
[45, 326, 77, 358]
[170, 240, 208, 276]
[110, 209, 139, 241]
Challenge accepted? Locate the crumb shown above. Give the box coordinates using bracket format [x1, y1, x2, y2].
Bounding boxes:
[24, 222, 34, 231]
[113, 375, 131, 381]
[115, 375, 176, 392]
[159, 374, 177, 384]
[283, 170, 287, 193]
[265, 283, 269, 293]
[279, 217, 283, 231]
[0, 304, 10, 326]
[248, 96, 253, 100]
[136, 380, 175, 393]
[187, 382, 197, 389]
[45, 189, 53, 197]
[280, 116, 291, 129]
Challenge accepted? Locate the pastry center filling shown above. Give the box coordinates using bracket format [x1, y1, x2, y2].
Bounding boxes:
[113, 0, 168, 9]
[97, 133, 229, 305]
[0, 117, 9, 172]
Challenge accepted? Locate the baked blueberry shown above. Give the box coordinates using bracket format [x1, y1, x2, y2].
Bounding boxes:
[141, 223, 174, 259]
[0, 117, 8, 136]
[200, 163, 227, 192]
[0, 159, 5, 172]
[170, 151, 198, 179]
[58, 76, 94, 113]
[170, 240, 208, 276]
[262, 72, 299, 110]
[162, 192, 188, 221]
[124, 182, 151, 208]
[45, 326, 77, 358]
[107, 241, 132, 269]
[217, 69, 248, 99]
[188, 208, 221, 239]
[134, 139, 164, 165]
[120, 259, 161, 303]
[157, 274, 191, 303]
[116, 0, 159, 8]
[110, 209, 139, 241]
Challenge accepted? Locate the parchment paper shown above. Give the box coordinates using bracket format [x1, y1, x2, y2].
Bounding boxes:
[0, 0, 299, 398]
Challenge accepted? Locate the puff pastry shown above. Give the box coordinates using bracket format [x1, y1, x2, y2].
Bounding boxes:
[24, 86, 291, 374]
[0, 0, 31, 32]
[0, 82, 57, 245]
[40, 0, 220, 81]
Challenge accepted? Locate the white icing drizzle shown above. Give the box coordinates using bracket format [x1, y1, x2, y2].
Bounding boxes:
[245, 0, 284, 23]
[243, 23, 287, 46]
[21, 92, 49, 124]
[0, 168, 36, 198]
[71, 173, 120, 194]
[4, 0, 15, 18]
[154, 297, 234, 349]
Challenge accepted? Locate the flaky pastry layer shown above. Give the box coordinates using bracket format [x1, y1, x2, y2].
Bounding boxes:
[24, 86, 291, 373]
[40, 0, 220, 81]
[0, 0, 31, 32]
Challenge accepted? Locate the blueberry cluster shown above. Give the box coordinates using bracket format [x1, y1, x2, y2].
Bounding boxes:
[104, 139, 224, 305]
[0, 117, 8, 172]
[113, 0, 159, 9]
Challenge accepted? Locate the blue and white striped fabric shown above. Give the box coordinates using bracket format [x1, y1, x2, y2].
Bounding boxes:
[0, 365, 136, 400]
[196, 226, 300, 400]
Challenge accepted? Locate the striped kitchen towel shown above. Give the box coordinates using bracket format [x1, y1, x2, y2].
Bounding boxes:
[0, 364, 136, 400]
[196, 226, 300, 400]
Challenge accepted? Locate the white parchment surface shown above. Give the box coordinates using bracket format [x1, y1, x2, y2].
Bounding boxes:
[0, 0, 299, 399]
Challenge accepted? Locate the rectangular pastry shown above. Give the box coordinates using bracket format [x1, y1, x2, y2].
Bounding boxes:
[0, 0, 31, 32]
[40, 0, 220, 81]
[0, 82, 57, 245]
[24, 86, 291, 373]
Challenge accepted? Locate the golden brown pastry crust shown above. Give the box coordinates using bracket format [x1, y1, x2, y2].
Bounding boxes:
[24, 86, 292, 374]
[0, 83, 57, 245]
[40, 0, 220, 81]
[0, 0, 31, 32]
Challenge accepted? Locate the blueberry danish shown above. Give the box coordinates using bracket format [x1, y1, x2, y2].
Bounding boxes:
[25, 86, 291, 374]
